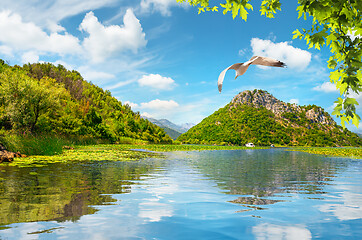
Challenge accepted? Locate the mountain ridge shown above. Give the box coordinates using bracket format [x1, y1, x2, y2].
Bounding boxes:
[177, 89, 361, 147]
[142, 117, 194, 140]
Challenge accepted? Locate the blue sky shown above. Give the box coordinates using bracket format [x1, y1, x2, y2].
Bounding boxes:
[0, 0, 360, 133]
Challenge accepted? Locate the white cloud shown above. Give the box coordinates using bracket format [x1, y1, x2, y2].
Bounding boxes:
[349, 92, 362, 110]
[124, 101, 139, 109]
[319, 182, 362, 221]
[312, 81, 338, 93]
[252, 223, 312, 240]
[0, 45, 13, 57]
[238, 49, 246, 56]
[0, 10, 82, 55]
[141, 112, 153, 118]
[140, 0, 188, 16]
[0, 9, 148, 64]
[251, 38, 311, 70]
[77, 66, 115, 81]
[289, 99, 299, 105]
[140, 99, 179, 110]
[106, 79, 136, 90]
[319, 192, 362, 221]
[138, 201, 173, 222]
[138, 74, 176, 90]
[0, 0, 117, 32]
[130, 99, 180, 120]
[79, 9, 147, 63]
[53, 60, 74, 70]
[21, 51, 39, 64]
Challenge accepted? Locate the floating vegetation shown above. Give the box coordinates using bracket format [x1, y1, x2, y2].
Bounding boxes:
[2, 144, 361, 169]
[120, 144, 267, 152]
[4, 145, 165, 168]
[1, 144, 267, 168]
[288, 147, 362, 159]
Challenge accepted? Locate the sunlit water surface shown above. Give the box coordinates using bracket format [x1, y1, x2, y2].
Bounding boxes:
[0, 149, 361, 239]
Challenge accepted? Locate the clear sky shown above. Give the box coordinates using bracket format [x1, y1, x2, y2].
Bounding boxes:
[0, 0, 360, 133]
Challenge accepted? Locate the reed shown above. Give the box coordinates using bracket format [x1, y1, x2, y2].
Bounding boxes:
[0, 132, 113, 156]
[0, 133, 66, 155]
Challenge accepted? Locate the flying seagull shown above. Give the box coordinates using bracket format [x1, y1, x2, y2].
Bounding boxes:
[217, 56, 286, 93]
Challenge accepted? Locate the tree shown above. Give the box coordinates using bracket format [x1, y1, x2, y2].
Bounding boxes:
[177, 0, 362, 128]
[0, 69, 67, 132]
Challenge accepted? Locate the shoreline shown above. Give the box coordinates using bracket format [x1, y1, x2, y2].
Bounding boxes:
[1, 144, 361, 168]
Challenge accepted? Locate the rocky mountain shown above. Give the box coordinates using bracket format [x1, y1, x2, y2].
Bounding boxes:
[177, 89, 362, 147]
[180, 122, 196, 131]
[142, 117, 194, 140]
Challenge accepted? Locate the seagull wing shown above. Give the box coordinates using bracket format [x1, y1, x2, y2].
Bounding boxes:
[217, 63, 242, 93]
[249, 56, 286, 67]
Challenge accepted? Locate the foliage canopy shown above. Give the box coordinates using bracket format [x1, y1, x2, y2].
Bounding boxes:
[0, 60, 172, 144]
[177, 0, 362, 128]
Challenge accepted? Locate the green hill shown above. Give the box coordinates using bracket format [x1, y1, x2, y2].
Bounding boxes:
[177, 89, 361, 147]
[0, 60, 172, 145]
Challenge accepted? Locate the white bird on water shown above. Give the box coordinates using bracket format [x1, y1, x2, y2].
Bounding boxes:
[217, 56, 286, 93]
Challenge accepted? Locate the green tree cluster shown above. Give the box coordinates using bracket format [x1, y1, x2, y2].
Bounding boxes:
[0, 60, 172, 144]
[177, 0, 362, 128]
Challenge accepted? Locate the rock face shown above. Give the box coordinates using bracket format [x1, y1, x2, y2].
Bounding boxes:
[231, 90, 299, 115]
[0, 144, 24, 163]
[230, 90, 335, 126]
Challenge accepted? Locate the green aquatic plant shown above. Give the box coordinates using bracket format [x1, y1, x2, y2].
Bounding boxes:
[1, 144, 266, 168]
[288, 147, 362, 159]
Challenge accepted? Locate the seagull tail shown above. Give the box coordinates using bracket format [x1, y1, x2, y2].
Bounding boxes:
[218, 84, 222, 93]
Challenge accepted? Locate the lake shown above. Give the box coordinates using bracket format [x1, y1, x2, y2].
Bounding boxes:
[0, 149, 361, 239]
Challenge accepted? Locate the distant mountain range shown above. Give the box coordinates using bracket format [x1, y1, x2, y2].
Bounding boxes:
[177, 89, 362, 147]
[142, 117, 195, 140]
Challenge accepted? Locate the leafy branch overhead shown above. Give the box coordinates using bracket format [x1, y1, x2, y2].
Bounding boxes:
[177, 0, 362, 128]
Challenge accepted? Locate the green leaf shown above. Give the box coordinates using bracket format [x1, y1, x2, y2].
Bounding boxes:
[327, 59, 337, 69]
[340, 116, 349, 128]
[231, 4, 240, 19]
[240, 6, 248, 21]
[330, 70, 341, 83]
[352, 113, 360, 127]
[344, 98, 359, 106]
[292, 29, 302, 39]
[331, 110, 342, 116]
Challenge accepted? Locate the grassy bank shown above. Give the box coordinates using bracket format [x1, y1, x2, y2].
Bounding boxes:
[0, 132, 116, 156]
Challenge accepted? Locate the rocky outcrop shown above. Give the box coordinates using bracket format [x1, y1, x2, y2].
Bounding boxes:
[305, 108, 334, 125]
[0, 144, 25, 163]
[230, 90, 334, 126]
[231, 90, 299, 115]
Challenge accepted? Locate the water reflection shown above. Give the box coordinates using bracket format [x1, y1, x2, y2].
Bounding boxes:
[0, 159, 164, 225]
[187, 149, 344, 197]
[252, 223, 312, 240]
[0, 149, 361, 239]
[318, 166, 362, 221]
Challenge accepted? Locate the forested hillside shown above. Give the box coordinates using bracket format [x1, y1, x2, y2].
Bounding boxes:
[178, 90, 362, 147]
[0, 59, 172, 144]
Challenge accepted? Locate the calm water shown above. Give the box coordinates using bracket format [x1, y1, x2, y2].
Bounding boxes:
[0, 149, 361, 239]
